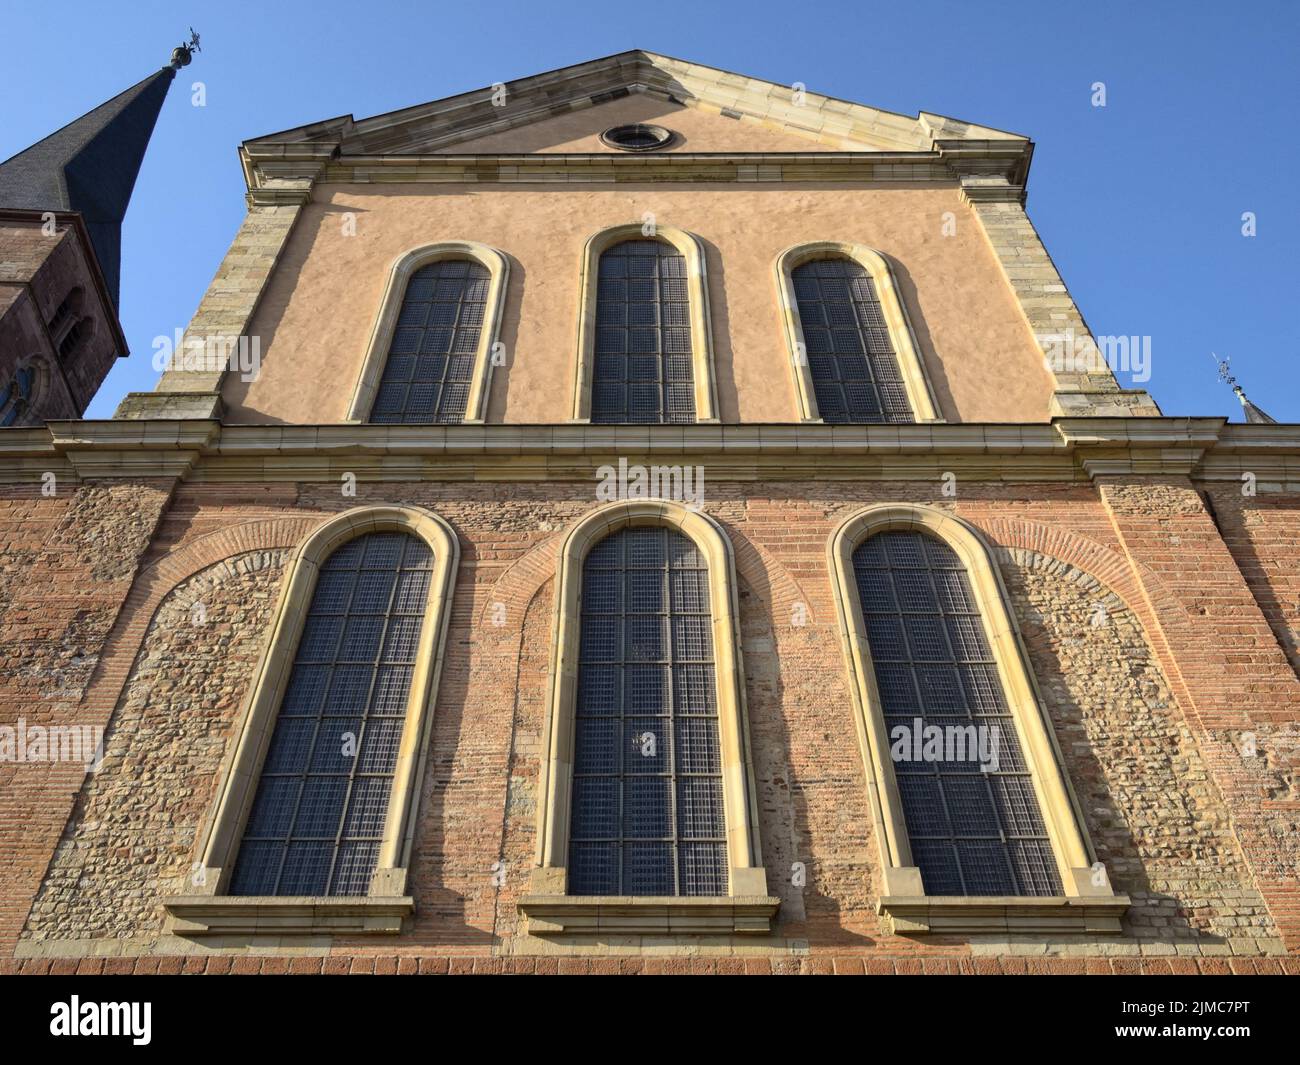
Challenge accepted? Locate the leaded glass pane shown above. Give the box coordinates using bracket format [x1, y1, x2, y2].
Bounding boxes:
[569, 526, 727, 895]
[230, 532, 432, 896]
[852, 530, 1061, 896]
[794, 258, 913, 424]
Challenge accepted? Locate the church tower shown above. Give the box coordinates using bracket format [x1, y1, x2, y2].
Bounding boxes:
[0, 39, 192, 425]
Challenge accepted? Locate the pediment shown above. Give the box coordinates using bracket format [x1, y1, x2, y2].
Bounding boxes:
[245, 50, 1028, 159]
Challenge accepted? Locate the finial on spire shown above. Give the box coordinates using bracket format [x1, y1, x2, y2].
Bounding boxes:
[170, 29, 201, 70]
[1213, 352, 1277, 425]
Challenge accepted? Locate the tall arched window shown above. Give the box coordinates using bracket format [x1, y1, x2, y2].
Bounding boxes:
[569, 525, 726, 895]
[230, 530, 435, 897]
[591, 239, 696, 424]
[851, 529, 1060, 896]
[368, 259, 490, 424]
[792, 258, 912, 423]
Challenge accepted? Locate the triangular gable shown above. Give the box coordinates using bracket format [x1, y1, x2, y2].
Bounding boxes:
[244, 50, 1027, 158]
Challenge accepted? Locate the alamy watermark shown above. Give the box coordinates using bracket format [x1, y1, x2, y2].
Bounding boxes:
[595, 457, 705, 508]
[889, 717, 1002, 773]
[0, 717, 103, 768]
[1038, 329, 1151, 383]
[151, 329, 261, 382]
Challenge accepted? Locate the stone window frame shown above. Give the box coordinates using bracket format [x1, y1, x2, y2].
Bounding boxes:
[827, 503, 1128, 935]
[346, 241, 510, 424]
[570, 223, 720, 424]
[774, 242, 941, 424]
[519, 500, 778, 936]
[165, 505, 460, 937]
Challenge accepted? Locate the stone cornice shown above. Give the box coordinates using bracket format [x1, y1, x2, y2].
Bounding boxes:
[1, 419, 1296, 488]
[237, 145, 1037, 196]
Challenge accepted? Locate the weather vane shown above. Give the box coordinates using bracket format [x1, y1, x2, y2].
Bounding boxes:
[170, 28, 201, 70]
[1212, 352, 1276, 424]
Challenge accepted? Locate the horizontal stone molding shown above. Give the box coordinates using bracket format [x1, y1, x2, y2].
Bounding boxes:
[163, 896, 414, 937]
[878, 895, 1131, 935]
[518, 895, 781, 936]
[8, 418, 1295, 487]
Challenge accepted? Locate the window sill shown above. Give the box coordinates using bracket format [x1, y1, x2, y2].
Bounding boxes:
[878, 894, 1130, 935]
[518, 895, 780, 936]
[163, 895, 414, 937]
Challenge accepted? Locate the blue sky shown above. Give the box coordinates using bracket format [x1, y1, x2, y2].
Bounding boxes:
[3, 0, 1296, 420]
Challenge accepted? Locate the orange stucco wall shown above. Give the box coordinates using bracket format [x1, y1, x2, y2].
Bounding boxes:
[226, 181, 1053, 425]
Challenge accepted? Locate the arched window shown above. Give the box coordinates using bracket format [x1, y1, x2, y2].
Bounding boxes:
[168, 506, 460, 936]
[852, 529, 1059, 895]
[775, 243, 939, 423]
[230, 530, 435, 896]
[828, 504, 1128, 934]
[569, 525, 726, 895]
[521, 501, 775, 935]
[591, 240, 696, 424]
[572, 224, 718, 423]
[793, 258, 911, 423]
[368, 260, 490, 424]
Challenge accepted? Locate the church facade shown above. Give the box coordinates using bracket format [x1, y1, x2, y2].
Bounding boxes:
[2, 51, 1297, 975]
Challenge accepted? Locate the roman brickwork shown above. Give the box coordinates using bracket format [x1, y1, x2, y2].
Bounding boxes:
[1, 466, 1297, 974]
[1, 51, 1295, 976]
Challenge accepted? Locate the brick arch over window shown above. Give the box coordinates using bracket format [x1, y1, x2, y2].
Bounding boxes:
[827, 503, 1130, 933]
[477, 518, 815, 633]
[79, 516, 326, 728]
[973, 514, 1207, 737]
[572, 223, 718, 423]
[775, 242, 939, 423]
[347, 241, 510, 424]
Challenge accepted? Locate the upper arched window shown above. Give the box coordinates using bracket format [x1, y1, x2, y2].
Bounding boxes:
[569, 524, 726, 895]
[573, 224, 718, 424]
[852, 529, 1059, 895]
[793, 259, 912, 423]
[775, 243, 939, 424]
[591, 240, 695, 425]
[230, 530, 435, 896]
[350, 242, 510, 425]
[368, 260, 489, 424]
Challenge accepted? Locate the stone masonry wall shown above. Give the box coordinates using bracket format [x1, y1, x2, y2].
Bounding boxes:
[23, 551, 288, 942]
[0, 480, 174, 952]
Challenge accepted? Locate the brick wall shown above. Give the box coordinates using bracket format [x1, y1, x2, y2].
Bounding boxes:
[4, 477, 1297, 969]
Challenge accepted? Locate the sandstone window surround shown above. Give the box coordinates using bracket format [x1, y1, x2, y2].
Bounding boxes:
[346, 241, 510, 425]
[774, 242, 940, 424]
[164, 505, 459, 937]
[827, 503, 1129, 935]
[519, 499, 778, 936]
[570, 223, 720, 424]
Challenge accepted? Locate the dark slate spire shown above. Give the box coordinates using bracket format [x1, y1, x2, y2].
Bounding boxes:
[1236, 388, 1277, 424]
[0, 64, 179, 308]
